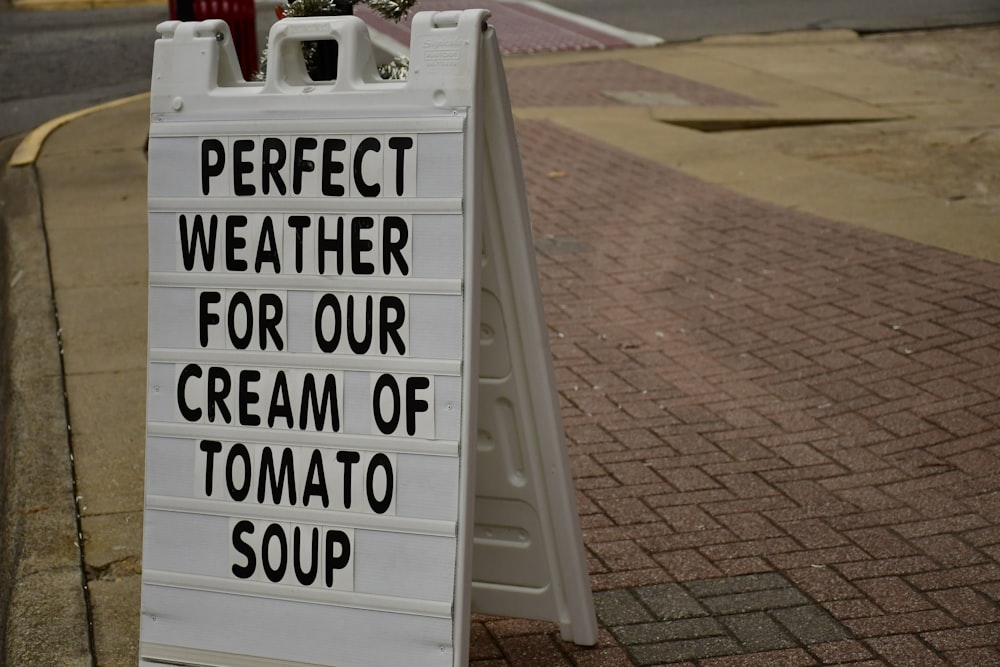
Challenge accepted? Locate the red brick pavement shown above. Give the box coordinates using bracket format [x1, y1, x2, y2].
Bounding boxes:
[467, 118, 1000, 665]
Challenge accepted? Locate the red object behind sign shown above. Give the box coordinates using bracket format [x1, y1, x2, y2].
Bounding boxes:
[168, 0, 259, 80]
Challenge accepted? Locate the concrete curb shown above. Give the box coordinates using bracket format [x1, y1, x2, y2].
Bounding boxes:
[0, 143, 93, 665]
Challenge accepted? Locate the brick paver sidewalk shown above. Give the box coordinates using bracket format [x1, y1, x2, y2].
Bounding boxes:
[467, 117, 1000, 665]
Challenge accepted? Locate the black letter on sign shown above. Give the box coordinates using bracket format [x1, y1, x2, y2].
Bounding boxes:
[300, 373, 340, 432]
[406, 376, 431, 437]
[225, 215, 249, 272]
[350, 217, 375, 276]
[199, 440, 223, 496]
[226, 442, 251, 501]
[201, 139, 225, 196]
[387, 136, 414, 196]
[207, 367, 232, 423]
[261, 137, 287, 195]
[231, 520, 256, 579]
[325, 530, 352, 588]
[198, 291, 222, 347]
[318, 216, 344, 276]
[287, 215, 311, 274]
[227, 291, 253, 350]
[255, 216, 281, 274]
[353, 137, 381, 197]
[314, 293, 342, 354]
[382, 216, 409, 276]
[262, 523, 288, 583]
[380, 296, 406, 355]
[268, 370, 293, 429]
[366, 453, 394, 514]
[293, 137, 318, 195]
[238, 369, 261, 427]
[177, 363, 203, 422]
[259, 292, 284, 351]
[293, 526, 320, 586]
[258, 446, 297, 505]
[372, 374, 399, 435]
[302, 449, 329, 508]
[322, 138, 347, 197]
[336, 450, 360, 510]
[179, 214, 218, 272]
[346, 295, 373, 355]
[233, 139, 255, 196]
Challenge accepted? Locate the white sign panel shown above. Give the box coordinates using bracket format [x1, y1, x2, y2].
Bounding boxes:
[142, 13, 485, 667]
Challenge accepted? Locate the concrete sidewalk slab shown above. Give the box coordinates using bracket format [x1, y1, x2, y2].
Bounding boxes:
[67, 369, 146, 516]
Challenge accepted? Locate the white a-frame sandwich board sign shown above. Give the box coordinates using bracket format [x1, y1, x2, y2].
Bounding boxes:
[141, 10, 597, 666]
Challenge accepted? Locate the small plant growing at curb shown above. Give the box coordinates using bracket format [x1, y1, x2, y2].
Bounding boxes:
[258, 0, 417, 80]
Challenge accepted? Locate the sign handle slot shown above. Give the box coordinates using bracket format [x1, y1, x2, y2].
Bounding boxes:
[263, 17, 382, 92]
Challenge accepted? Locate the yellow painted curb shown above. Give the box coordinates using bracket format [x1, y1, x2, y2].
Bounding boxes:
[7, 93, 151, 169]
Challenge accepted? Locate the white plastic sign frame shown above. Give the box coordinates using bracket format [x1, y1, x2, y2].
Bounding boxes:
[141, 12, 485, 667]
[141, 10, 597, 667]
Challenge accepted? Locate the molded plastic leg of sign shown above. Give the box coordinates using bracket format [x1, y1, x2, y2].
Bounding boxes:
[469, 26, 599, 648]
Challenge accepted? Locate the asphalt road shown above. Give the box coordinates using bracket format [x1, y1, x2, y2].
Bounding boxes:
[0, 4, 167, 139]
[1, 0, 999, 140]
[546, 0, 1000, 42]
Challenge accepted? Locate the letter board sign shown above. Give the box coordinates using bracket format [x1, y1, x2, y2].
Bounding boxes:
[142, 11, 595, 667]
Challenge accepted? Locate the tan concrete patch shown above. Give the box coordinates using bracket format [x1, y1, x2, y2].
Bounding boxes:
[738, 121, 1000, 211]
[687, 28, 1000, 213]
[88, 575, 142, 667]
[48, 224, 148, 289]
[82, 511, 143, 571]
[690, 41, 994, 111]
[626, 48, 871, 110]
[67, 370, 146, 516]
[37, 150, 147, 230]
[56, 283, 147, 375]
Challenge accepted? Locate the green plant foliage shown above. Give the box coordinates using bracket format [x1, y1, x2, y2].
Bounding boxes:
[363, 0, 417, 22]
